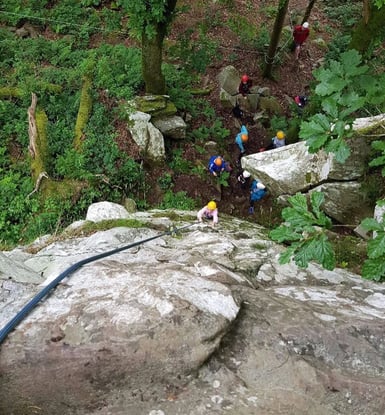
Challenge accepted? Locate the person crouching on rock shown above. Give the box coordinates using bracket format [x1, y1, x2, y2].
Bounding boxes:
[208, 155, 232, 177]
[197, 201, 218, 228]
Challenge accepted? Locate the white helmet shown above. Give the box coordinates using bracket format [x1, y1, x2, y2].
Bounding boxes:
[303, 22, 309, 28]
[256, 182, 266, 190]
[243, 170, 251, 178]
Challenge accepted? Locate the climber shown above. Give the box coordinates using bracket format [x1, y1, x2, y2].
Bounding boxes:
[197, 200, 218, 227]
[237, 169, 251, 190]
[208, 155, 232, 177]
[235, 125, 249, 165]
[249, 180, 267, 214]
[293, 22, 310, 60]
[238, 74, 252, 97]
[266, 130, 286, 150]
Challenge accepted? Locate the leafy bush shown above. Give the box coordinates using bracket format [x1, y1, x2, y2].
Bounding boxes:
[94, 45, 142, 99]
[360, 205, 385, 281]
[299, 50, 385, 163]
[270, 192, 336, 270]
[158, 190, 196, 210]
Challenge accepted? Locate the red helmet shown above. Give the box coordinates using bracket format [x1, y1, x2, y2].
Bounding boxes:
[241, 74, 249, 82]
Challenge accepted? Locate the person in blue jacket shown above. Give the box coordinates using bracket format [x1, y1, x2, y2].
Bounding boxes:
[208, 155, 231, 177]
[249, 179, 267, 214]
[235, 125, 249, 153]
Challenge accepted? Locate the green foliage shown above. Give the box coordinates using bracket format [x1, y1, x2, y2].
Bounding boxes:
[119, 0, 177, 39]
[94, 45, 142, 99]
[369, 139, 385, 176]
[189, 119, 230, 143]
[324, 34, 351, 62]
[169, 148, 193, 174]
[158, 173, 173, 190]
[217, 171, 230, 187]
[168, 28, 220, 74]
[227, 16, 258, 48]
[158, 190, 196, 210]
[360, 206, 385, 281]
[269, 192, 336, 270]
[299, 50, 385, 163]
[322, 1, 361, 28]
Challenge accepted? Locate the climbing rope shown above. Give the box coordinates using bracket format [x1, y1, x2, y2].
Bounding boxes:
[0, 222, 195, 345]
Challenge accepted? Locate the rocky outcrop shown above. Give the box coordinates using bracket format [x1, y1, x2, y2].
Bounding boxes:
[241, 114, 385, 226]
[1, 204, 385, 415]
[218, 65, 283, 115]
[125, 95, 187, 161]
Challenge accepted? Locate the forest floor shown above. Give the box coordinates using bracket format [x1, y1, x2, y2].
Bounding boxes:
[119, 0, 335, 226]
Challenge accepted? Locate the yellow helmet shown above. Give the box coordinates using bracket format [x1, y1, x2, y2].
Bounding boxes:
[276, 130, 285, 140]
[241, 134, 248, 142]
[207, 201, 217, 210]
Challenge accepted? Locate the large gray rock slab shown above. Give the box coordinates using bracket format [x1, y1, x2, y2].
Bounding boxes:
[1, 210, 385, 415]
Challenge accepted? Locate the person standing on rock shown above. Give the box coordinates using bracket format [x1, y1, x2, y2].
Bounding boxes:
[197, 200, 218, 227]
[249, 180, 267, 214]
[293, 22, 310, 60]
[238, 74, 252, 97]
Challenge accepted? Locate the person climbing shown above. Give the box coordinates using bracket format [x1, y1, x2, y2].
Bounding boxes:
[293, 22, 310, 60]
[248, 180, 267, 214]
[271, 130, 286, 149]
[237, 169, 251, 190]
[266, 130, 286, 150]
[235, 125, 249, 164]
[238, 74, 252, 97]
[294, 95, 308, 108]
[208, 155, 231, 177]
[197, 200, 218, 227]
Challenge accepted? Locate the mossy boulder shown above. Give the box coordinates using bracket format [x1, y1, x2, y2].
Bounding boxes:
[134, 95, 177, 118]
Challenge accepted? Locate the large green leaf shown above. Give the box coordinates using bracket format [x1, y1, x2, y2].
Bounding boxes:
[269, 226, 301, 243]
[362, 258, 385, 281]
[361, 217, 384, 232]
[325, 139, 350, 163]
[321, 97, 338, 118]
[369, 155, 385, 168]
[371, 140, 385, 151]
[340, 49, 368, 77]
[367, 233, 385, 259]
[313, 234, 336, 270]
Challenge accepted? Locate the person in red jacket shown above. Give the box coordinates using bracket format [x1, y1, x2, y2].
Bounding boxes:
[293, 22, 309, 60]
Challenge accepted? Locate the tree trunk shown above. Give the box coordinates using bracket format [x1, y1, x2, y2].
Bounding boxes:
[142, 27, 166, 95]
[141, 0, 177, 95]
[303, 0, 317, 24]
[263, 0, 290, 79]
[349, 3, 385, 54]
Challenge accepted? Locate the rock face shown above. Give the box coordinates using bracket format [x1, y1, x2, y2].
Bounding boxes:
[241, 114, 385, 226]
[1, 206, 385, 415]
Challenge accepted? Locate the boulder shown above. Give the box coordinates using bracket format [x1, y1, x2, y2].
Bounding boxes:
[128, 111, 165, 161]
[309, 182, 373, 225]
[241, 141, 331, 195]
[217, 65, 240, 96]
[86, 201, 130, 222]
[152, 115, 187, 140]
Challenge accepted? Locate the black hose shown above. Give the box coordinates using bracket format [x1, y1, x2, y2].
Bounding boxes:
[0, 223, 194, 345]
